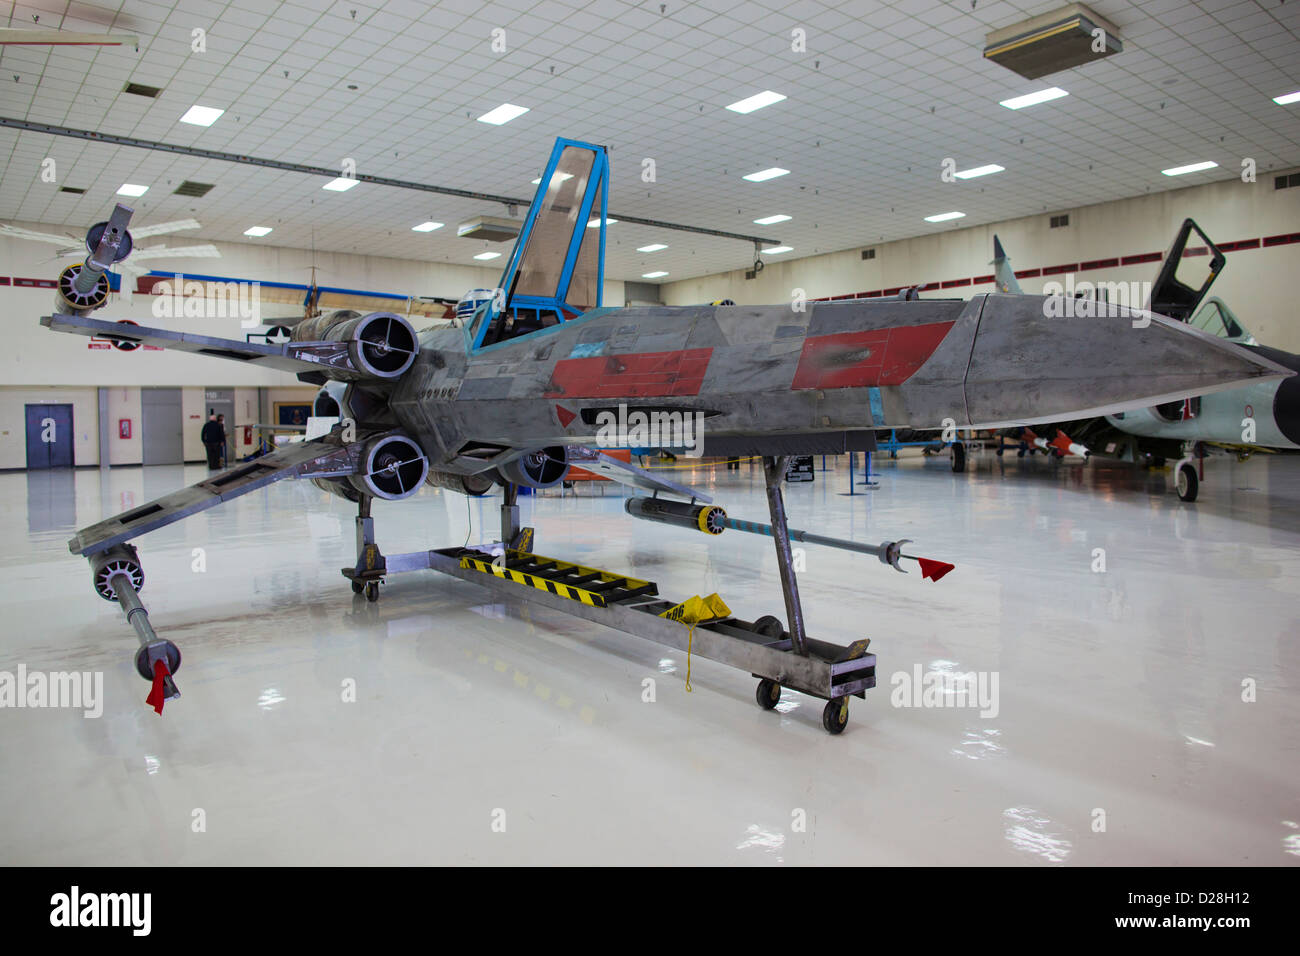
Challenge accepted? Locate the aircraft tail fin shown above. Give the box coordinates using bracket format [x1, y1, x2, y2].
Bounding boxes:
[991, 234, 1022, 294]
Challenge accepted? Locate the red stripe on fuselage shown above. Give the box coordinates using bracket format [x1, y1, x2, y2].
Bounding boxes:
[790, 321, 955, 390]
[544, 348, 713, 399]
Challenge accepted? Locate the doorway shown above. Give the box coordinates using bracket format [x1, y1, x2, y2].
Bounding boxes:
[24, 403, 74, 469]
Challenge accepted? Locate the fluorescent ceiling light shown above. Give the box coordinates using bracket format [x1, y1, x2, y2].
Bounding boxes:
[473, 251, 501, 260]
[743, 167, 790, 182]
[322, 177, 359, 191]
[924, 211, 966, 222]
[243, 226, 272, 237]
[999, 88, 1068, 110]
[954, 164, 1005, 180]
[116, 183, 148, 197]
[726, 90, 786, 114]
[477, 103, 529, 125]
[1273, 90, 1300, 105]
[530, 172, 573, 185]
[1161, 161, 1218, 176]
[637, 243, 668, 252]
[753, 213, 792, 225]
[642, 271, 669, 278]
[412, 221, 444, 232]
[761, 245, 793, 254]
[179, 105, 224, 126]
[587, 218, 617, 228]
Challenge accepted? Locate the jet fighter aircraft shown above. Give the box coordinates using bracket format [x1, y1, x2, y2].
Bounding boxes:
[986, 221, 1300, 500]
[38, 138, 1293, 730]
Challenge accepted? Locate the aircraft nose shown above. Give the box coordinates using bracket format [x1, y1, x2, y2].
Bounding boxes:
[962, 294, 1294, 427]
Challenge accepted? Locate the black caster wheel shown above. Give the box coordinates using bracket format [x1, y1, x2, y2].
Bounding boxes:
[951, 442, 966, 473]
[351, 579, 364, 594]
[753, 615, 784, 640]
[1176, 463, 1199, 502]
[822, 697, 849, 735]
[756, 678, 781, 710]
[365, 581, 380, 602]
[995, 447, 1004, 457]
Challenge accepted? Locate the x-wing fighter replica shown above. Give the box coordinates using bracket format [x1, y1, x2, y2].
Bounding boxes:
[988, 221, 1300, 500]
[39, 138, 1292, 732]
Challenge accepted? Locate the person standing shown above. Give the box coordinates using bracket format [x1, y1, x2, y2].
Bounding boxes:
[216, 414, 228, 467]
[201, 411, 223, 469]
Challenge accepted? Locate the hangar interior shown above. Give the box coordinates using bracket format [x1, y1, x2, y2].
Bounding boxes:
[1, 0, 1298, 866]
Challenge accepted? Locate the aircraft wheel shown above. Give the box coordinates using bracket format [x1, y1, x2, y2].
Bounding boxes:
[756, 678, 781, 711]
[951, 442, 966, 473]
[365, 581, 380, 602]
[1177, 463, 1199, 502]
[822, 697, 849, 735]
[351, 579, 365, 594]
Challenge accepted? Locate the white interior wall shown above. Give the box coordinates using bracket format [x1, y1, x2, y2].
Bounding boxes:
[662, 169, 1300, 353]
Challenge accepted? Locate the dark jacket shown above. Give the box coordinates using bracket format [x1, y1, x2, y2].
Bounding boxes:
[201, 421, 223, 445]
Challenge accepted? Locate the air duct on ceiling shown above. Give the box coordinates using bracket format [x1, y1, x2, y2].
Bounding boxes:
[456, 216, 520, 243]
[984, 3, 1122, 80]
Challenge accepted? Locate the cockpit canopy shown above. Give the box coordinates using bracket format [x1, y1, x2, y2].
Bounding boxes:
[469, 138, 609, 350]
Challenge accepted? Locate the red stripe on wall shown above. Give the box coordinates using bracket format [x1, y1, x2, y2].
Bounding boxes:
[941, 278, 972, 288]
[1041, 263, 1078, 275]
[13, 277, 57, 288]
[1014, 268, 1040, 278]
[972, 274, 994, 284]
[791, 321, 955, 390]
[1263, 232, 1300, 247]
[544, 348, 713, 399]
[1079, 258, 1119, 271]
[1121, 252, 1162, 266]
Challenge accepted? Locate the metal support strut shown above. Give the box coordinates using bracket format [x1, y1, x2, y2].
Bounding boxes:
[762, 456, 809, 657]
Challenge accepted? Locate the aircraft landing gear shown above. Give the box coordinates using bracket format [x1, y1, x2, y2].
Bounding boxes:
[1176, 461, 1199, 502]
[951, 441, 966, 472]
[343, 495, 387, 599]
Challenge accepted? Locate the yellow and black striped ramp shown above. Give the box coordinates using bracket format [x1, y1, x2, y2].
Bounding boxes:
[457, 550, 657, 608]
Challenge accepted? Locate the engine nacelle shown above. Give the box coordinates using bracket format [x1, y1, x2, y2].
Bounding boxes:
[348, 434, 429, 500]
[497, 446, 569, 489]
[89, 544, 144, 600]
[425, 469, 496, 497]
[292, 310, 418, 381]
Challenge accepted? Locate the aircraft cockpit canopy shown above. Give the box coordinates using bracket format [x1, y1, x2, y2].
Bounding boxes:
[469, 138, 610, 350]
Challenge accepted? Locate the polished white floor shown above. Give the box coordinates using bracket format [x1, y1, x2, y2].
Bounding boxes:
[2, 449, 1298, 865]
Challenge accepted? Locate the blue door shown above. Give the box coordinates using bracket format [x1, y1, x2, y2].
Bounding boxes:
[24, 403, 74, 469]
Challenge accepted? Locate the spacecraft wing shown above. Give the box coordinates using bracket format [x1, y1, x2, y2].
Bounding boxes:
[42, 313, 337, 375]
[68, 438, 360, 557]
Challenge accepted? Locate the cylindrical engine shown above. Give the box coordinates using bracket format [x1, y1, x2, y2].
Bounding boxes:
[90, 544, 145, 600]
[292, 310, 419, 380]
[56, 263, 111, 314]
[425, 469, 496, 497]
[625, 496, 727, 535]
[348, 434, 429, 500]
[497, 446, 569, 489]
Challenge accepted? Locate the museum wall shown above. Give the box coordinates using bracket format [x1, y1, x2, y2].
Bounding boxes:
[662, 167, 1300, 353]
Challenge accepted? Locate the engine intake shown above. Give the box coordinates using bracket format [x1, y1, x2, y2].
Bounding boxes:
[497, 446, 569, 489]
[292, 310, 418, 380]
[349, 434, 429, 500]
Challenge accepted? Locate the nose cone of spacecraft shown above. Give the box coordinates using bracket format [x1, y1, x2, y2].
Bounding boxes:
[960, 294, 1294, 427]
